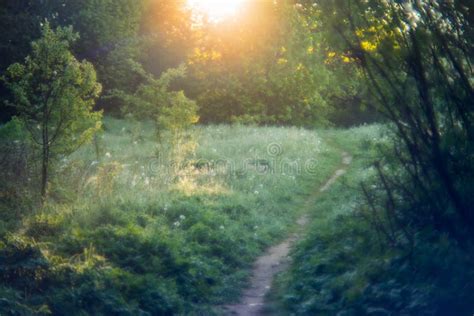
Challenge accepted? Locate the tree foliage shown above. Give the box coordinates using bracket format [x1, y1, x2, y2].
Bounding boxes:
[314, 0, 474, 240]
[114, 63, 198, 164]
[3, 23, 102, 198]
[185, 1, 337, 126]
[71, 0, 144, 93]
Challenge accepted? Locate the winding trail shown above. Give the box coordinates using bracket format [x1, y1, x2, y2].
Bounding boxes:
[222, 152, 352, 316]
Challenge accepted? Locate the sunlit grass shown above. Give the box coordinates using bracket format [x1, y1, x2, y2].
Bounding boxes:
[8, 117, 379, 313]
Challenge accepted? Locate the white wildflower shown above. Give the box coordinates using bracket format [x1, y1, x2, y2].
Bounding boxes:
[105, 152, 111, 158]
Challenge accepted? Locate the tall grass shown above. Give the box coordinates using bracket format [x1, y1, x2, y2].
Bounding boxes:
[1, 117, 355, 314]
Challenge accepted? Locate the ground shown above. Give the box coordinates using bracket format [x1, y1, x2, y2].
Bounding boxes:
[0, 118, 381, 314]
[223, 151, 353, 315]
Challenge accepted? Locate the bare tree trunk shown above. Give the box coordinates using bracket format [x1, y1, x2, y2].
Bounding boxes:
[41, 145, 49, 199]
[41, 102, 49, 200]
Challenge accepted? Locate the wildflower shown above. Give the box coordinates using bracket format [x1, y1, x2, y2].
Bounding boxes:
[105, 152, 111, 158]
[173, 221, 180, 227]
[219, 225, 225, 230]
[254, 190, 259, 195]
[179, 215, 186, 220]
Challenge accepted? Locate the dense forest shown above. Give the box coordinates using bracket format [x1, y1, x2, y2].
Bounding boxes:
[0, 0, 472, 315]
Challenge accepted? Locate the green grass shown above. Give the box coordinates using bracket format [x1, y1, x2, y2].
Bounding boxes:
[265, 124, 383, 315]
[271, 124, 474, 315]
[1, 117, 361, 315]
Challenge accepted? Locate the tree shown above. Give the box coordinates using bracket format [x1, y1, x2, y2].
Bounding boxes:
[114, 63, 198, 165]
[71, 0, 144, 94]
[0, 0, 74, 122]
[3, 22, 102, 199]
[139, 0, 194, 76]
[322, 0, 473, 238]
[185, 1, 339, 126]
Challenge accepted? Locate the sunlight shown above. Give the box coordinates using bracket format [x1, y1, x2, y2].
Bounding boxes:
[187, 0, 247, 22]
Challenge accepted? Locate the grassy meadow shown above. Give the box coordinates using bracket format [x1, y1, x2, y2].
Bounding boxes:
[2, 1, 472, 314]
[0, 118, 375, 315]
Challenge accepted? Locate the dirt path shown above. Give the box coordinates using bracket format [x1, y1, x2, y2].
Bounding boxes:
[222, 152, 352, 316]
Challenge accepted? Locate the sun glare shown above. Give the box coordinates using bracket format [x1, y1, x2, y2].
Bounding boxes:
[187, 0, 247, 22]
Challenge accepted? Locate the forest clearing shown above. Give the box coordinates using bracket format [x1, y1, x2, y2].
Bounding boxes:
[1, 0, 472, 315]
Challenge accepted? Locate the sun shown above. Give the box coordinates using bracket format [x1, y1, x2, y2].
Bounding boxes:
[187, 0, 247, 22]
